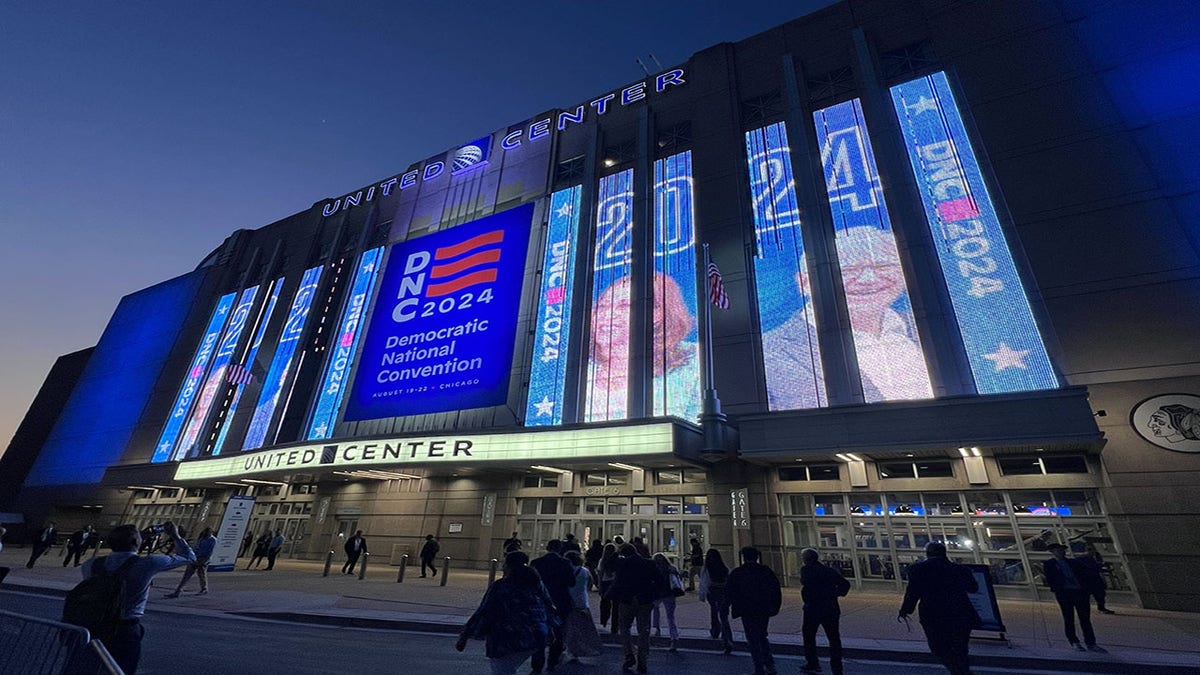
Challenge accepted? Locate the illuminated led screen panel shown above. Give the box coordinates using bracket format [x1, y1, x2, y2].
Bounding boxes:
[652, 151, 701, 420]
[213, 277, 283, 455]
[890, 72, 1057, 393]
[152, 292, 236, 463]
[526, 186, 582, 427]
[814, 99, 934, 402]
[585, 169, 634, 422]
[175, 285, 260, 460]
[307, 246, 385, 439]
[344, 204, 533, 419]
[746, 123, 827, 411]
[243, 265, 324, 450]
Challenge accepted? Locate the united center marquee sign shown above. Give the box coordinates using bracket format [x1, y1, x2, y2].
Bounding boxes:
[173, 423, 677, 481]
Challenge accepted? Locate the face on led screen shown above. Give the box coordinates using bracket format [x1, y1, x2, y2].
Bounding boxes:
[890, 72, 1057, 393]
[814, 98, 933, 402]
[213, 277, 283, 455]
[307, 246, 385, 439]
[527, 186, 582, 426]
[652, 151, 701, 421]
[585, 169, 634, 422]
[243, 265, 324, 451]
[746, 122, 828, 411]
[152, 292, 236, 463]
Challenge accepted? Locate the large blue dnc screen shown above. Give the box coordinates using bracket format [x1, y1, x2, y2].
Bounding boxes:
[345, 203, 533, 419]
[891, 72, 1057, 393]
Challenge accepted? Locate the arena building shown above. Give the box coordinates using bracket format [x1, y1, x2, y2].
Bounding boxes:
[4, 0, 1198, 612]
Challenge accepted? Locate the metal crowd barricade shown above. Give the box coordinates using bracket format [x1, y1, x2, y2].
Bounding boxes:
[0, 609, 123, 674]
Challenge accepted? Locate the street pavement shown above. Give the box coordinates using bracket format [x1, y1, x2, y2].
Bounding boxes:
[1, 547, 1198, 673]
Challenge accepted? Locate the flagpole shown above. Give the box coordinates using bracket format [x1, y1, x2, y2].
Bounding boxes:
[700, 244, 726, 455]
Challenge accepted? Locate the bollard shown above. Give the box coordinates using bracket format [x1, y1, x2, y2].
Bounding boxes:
[440, 556, 450, 587]
[487, 558, 499, 588]
[397, 554, 408, 583]
[358, 552, 369, 580]
[323, 550, 334, 577]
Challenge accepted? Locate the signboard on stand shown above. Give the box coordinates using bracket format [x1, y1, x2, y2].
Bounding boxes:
[208, 496, 255, 572]
[966, 563, 1007, 636]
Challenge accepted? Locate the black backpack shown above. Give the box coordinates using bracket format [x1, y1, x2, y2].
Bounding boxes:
[62, 556, 138, 640]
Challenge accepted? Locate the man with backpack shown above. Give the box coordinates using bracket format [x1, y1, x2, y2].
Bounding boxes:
[68, 521, 195, 674]
[799, 547, 852, 675]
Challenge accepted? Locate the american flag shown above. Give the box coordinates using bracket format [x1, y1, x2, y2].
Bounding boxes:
[707, 260, 730, 310]
[226, 363, 253, 385]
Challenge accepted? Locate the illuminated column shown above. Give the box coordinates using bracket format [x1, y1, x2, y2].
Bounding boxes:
[850, 28, 975, 396]
[780, 54, 865, 406]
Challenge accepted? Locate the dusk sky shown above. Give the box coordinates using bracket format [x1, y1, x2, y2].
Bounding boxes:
[0, 1, 836, 458]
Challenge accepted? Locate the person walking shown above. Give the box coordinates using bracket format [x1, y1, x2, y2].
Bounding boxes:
[799, 548, 851, 675]
[687, 538, 704, 591]
[530, 540, 574, 674]
[63, 526, 95, 567]
[26, 521, 57, 569]
[419, 534, 440, 578]
[597, 543, 619, 633]
[607, 543, 663, 673]
[503, 531, 522, 554]
[264, 530, 284, 570]
[239, 531, 254, 557]
[342, 530, 368, 575]
[650, 553, 682, 651]
[562, 532, 582, 553]
[76, 522, 195, 674]
[898, 542, 980, 675]
[247, 531, 270, 569]
[456, 551, 560, 675]
[1079, 546, 1115, 614]
[726, 546, 782, 675]
[585, 538, 604, 588]
[165, 527, 217, 597]
[563, 550, 602, 660]
[699, 548, 734, 654]
[1044, 543, 1105, 652]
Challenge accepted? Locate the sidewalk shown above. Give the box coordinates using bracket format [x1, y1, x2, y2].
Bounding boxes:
[3, 549, 1198, 673]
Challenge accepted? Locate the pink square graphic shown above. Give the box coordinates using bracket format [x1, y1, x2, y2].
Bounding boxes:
[937, 197, 979, 223]
[546, 287, 566, 305]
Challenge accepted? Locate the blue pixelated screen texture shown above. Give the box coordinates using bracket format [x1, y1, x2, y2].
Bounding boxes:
[307, 246, 384, 439]
[813, 98, 934, 402]
[526, 186, 582, 427]
[746, 122, 828, 411]
[26, 272, 205, 485]
[243, 265, 324, 450]
[151, 291, 236, 462]
[652, 151, 702, 421]
[344, 203, 533, 420]
[891, 72, 1057, 393]
[175, 284, 260, 460]
[585, 169, 635, 422]
[213, 276, 283, 455]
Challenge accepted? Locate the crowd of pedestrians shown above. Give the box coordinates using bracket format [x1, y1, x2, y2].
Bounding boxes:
[453, 535, 1113, 675]
[0, 519, 1119, 675]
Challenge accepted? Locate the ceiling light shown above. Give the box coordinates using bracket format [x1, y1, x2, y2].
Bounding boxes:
[241, 479, 287, 486]
[608, 462, 639, 471]
[531, 465, 571, 474]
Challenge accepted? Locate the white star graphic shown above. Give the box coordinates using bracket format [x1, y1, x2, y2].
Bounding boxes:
[363, 262, 375, 273]
[313, 422, 328, 437]
[534, 395, 555, 417]
[906, 96, 939, 115]
[982, 343, 1030, 372]
[555, 203, 573, 218]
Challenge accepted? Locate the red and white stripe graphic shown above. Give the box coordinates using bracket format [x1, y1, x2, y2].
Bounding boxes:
[707, 260, 730, 310]
[226, 363, 253, 385]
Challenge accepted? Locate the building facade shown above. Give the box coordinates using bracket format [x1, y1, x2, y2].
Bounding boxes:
[5, 0, 1199, 611]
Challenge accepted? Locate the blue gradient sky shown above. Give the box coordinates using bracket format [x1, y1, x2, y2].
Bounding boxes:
[0, 1, 835, 457]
